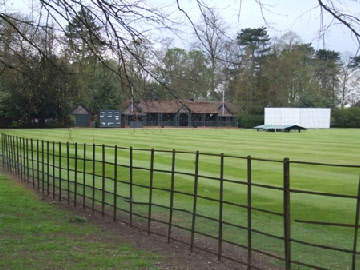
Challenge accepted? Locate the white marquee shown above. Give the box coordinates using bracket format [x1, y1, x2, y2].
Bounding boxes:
[264, 108, 331, 129]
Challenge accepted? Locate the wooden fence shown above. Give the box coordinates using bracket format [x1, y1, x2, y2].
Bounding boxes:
[1, 133, 360, 269]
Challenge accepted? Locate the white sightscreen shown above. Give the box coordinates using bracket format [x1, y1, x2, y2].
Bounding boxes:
[264, 108, 331, 129]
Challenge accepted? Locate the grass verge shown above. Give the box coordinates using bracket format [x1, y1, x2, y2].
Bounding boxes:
[0, 173, 161, 269]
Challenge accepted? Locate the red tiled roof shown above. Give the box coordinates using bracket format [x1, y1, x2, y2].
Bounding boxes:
[122, 100, 235, 116]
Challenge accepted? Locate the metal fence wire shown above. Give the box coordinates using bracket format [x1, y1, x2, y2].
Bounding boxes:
[1, 133, 360, 269]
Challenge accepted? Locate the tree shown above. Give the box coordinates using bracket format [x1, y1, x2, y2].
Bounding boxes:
[233, 27, 271, 114]
[90, 60, 122, 113]
[263, 36, 325, 108]
[194, 8, 227, 99]
[2, 54, 76, 126]
[64, 8, 106, 109]
[1, 0, 360, 128]
[157, 48, 209, 99]
[315, 49, 341, 107]
[119, 39, 154, 101]
[0, 13, 77, 127]
[187, 49, 210, 98]
[65, 7, 104, 63]
[338, 55, 360, 108]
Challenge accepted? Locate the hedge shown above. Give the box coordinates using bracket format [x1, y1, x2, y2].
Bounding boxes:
[331, 107, 360, 128]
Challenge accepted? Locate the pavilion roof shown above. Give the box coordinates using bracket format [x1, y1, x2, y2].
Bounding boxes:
[122, 100, 235, 116]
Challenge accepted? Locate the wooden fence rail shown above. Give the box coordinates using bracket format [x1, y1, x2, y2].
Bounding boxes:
[1, 133, 360, 269]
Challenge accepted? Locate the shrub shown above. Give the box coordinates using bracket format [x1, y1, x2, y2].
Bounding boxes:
[238, 114, 264, 128]
[331, 107, 360, 128]
[10, 121, 20, 128]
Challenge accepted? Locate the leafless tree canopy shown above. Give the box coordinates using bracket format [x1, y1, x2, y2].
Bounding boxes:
[2, 0, 359, 67]
[1, 0, 360, 127]
[318, 0, 360, 47]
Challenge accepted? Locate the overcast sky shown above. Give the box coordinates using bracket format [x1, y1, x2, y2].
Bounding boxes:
[170, 0, 360, 55]
[3, 0, 360, 55]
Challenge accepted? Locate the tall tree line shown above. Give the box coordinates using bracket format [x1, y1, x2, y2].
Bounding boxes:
[1, 5, 360, 127]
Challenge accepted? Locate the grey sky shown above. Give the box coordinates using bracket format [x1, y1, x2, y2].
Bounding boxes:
[172, 0, 360, 54]
[3, 0, 360, 54]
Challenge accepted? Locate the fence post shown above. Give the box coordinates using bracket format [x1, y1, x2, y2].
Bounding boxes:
[218, 153, 224, 261]
[17, 137, 21, 177]
[13, 136, 16, 175]
[2, 134, 4, 168]
[247, 155, 252, 270]
[16, 136, 19, 177]
[42, 140, 45, 193]
[1, 134, 3, 168]
[52, 141, 55, 200]
[148, 148, 155, 235]
[31, 138, 34, 188]
[47, 141, 50, 196]
[10, 135, 13, 173]
[5, 135, 9, 171]
[6, 135, 10, 172]
[4, 134, 7, 169]
[4, 134, 6, 169]
[283, 157, 291, 269]
[23, 137, 26, 181]
[3, 133, 6, 168]
[130, 146, 133, 228]
[9, 135, 12, 173]
[168, 149, 176, 243]
[18, 137, 21, 179]
[3, 135, 6, 170]
[17, 137, 21, 179]
[83, 143, 86, 209]
[9, 136, 13, 174]
[7, 135, 10, 172]
[26, 138, 29, 184]
[59, 142, 62, 201]
[101, 144, 105, 217]
[74, 142, 78, 207]
[12, 136, 15, 175]
[351, 176, 360, 270]
[113, 145, 118, 222]
[36, 140, 39, 190]
[1, 134, 4, 168]
[190, 151, 199, 252]
[92, 143, 96, 212]
[67, 142, 70, 205]
[4, 134, 7, 170]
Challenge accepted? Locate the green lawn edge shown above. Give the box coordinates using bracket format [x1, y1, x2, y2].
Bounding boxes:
[0, 173, 162, 269]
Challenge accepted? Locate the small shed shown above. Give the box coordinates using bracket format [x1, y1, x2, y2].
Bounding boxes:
[72, 104, 91, 127]
[253, 125, 307, 132]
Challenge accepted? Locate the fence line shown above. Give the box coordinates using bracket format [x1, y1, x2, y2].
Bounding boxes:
[0, 133, 359, 269]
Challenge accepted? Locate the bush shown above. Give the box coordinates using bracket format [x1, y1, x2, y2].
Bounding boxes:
[331, 107, 360, 128]
[10, 121, 20, 128]
[238, 114, 264, 128]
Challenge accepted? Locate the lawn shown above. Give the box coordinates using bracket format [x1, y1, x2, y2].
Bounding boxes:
[0, 173, 163, 269]
[1, 127, 360, 268]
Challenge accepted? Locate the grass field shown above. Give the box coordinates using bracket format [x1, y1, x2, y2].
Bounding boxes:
[0, 173, 162, 269]
[1, 127, 360, 268]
